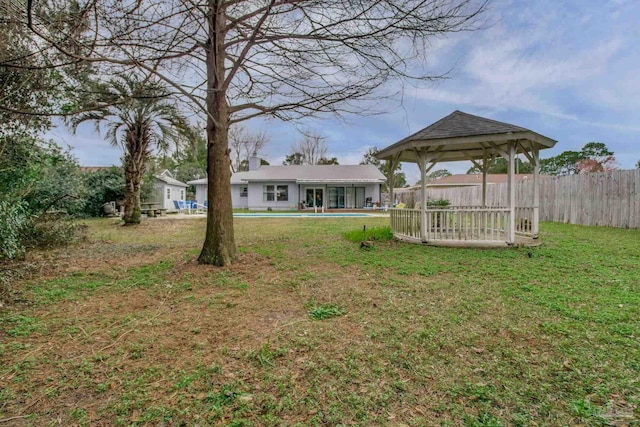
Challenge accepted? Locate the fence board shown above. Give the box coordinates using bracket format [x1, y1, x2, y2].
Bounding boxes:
[393, 170, 640, 229]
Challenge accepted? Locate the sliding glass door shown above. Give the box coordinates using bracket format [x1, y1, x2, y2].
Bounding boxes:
[328, 187, 345, 208]
[305, 188, 323, 207]
[355, 187, 365, 208]
[304, 186, 364, 209]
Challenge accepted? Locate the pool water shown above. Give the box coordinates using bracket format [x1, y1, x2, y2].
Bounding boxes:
[233, 213, 373, 218]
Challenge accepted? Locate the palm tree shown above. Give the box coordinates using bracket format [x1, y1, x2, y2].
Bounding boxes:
[70, 76, 187, 224]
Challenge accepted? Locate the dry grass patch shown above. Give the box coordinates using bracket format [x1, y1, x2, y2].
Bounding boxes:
[1, 217, 638, 426]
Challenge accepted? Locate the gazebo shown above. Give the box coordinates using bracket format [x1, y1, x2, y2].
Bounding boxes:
[375, 111, 557, 246]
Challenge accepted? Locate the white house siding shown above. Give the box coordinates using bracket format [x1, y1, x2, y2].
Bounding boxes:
[154, 182, 187, 211]
[192, 183, 249, 209]
[191, 181, 379, 210]
[194, 184, 207, 206]
[365, 184, 381, 206]
[231, 184, 249, 209]
[247, 182, 299, 210]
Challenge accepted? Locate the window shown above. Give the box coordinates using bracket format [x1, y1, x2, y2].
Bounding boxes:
[240, 186, 248, 197]
[263, 185, 275, 201]
[166, 188, 171, 200]
[276, 185, 288, 201]
[263, 185, 288, 202]
[180, 190, 184, 200]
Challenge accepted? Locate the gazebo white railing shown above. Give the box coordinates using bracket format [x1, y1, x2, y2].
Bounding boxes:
[390, 204, 535, 244]
[376, 111, 556, 246]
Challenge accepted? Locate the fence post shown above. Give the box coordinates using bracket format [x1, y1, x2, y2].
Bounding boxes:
[532, 147, 540, 238]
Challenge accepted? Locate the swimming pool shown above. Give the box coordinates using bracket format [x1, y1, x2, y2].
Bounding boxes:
[233, 212, 374, 218]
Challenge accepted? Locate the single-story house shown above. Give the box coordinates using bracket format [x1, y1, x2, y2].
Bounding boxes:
[152, 170, 188, 211]
[187, 158, 385, 210]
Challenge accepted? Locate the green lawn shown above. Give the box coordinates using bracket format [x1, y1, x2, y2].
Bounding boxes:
[0, 217, 638, 426]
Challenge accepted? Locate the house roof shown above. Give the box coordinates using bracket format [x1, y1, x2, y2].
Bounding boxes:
[231, 171, 253, 185]
[243, 165, 385, 183]
[187, 171, 251, 185]
[187, 178, 206, 185]
[155, 170, 188, 187]
[376, 110, 556, 163]
[187, 165, 385, 185]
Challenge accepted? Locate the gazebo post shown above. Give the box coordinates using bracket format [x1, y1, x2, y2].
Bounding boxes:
[482, 150, 488, 207]
[417, 152, 428, 242]
[507, 141, 516, 244]
[532, 146, 540, 238]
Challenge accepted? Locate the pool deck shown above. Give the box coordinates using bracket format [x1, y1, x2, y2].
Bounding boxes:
[145, 211, 389, 219]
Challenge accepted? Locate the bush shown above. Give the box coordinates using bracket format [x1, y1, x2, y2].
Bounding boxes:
[0, 137, 85, 259]
[1, 131, 88, 305]
[427, 198, 450, 207]
[0, 200, 29, 260]
[22, 215, 86, 250]
[0, 200, 29, 306]
[81, 166, 126, 216]
[21, 141, 86, 216]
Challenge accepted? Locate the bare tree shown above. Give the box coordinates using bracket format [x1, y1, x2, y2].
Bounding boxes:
[229, 125, 269, 172]
[361, 146, 405, 192]
[289, 132, 328, 165]
[19, 0, 487, 265]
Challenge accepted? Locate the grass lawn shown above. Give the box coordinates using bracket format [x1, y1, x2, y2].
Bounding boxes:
[1, 217, 639, 426]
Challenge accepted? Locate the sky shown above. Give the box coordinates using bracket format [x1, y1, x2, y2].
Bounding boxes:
[54, 0, 640, 186]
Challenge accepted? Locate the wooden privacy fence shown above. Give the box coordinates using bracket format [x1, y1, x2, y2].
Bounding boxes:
[405, 169, 640, 229]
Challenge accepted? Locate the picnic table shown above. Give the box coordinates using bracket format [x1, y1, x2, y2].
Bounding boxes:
[141, 203, 167, 217]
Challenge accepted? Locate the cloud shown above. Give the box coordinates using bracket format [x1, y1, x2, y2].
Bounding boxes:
[405, 0, 640, 148]
[418, 29, 622, 114]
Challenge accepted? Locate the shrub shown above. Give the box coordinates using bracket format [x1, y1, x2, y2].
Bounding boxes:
[427, 198, 450, 207]
[22, 215, 86, 250]
[81, 166, 126, 217]
[0, 200, 29, 306]
[0, 200, 29, 260]
[0, 137, 85, 259]
[21, 140, 86, 216]
[1, 130, 87, 305]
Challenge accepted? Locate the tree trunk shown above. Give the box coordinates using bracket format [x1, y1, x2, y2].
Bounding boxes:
[123, 153, 143, 225]
[198, 1, 236, 266]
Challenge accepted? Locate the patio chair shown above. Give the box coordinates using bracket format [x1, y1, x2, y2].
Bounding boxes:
[173, 200, 188, 213]
[365, 197, 373, 208]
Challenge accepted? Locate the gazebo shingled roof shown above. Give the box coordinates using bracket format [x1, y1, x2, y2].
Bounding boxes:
[376, 110, 556, 163]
